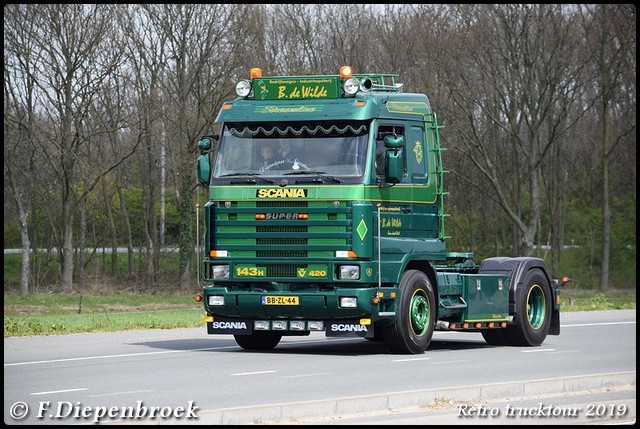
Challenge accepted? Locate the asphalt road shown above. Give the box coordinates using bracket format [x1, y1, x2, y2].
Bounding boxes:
[4, 310, 636, 425]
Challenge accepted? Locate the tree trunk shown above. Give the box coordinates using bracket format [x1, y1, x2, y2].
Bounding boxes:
[77, 196, 87, 291]
[599, 101, 611, 291]
[17, 195, 31, 297]
[179, 181, 194, 290]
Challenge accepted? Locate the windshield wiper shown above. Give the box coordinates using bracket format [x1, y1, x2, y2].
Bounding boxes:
[219, 172, 278, 185]
[283, 170, 343, 183]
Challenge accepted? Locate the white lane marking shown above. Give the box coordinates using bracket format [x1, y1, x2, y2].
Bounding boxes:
[392, 357, 431, 362]
[232, 370, 277, 376]
[4, 345, 238, 367]
[88, 390, 153, 398]
[563, 321, 635, 327]
[279, 373, 330, 379]
[522, 348, 556, 353]
[31, 388, 88, 395]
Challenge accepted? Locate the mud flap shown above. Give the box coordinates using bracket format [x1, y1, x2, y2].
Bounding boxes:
[207, 317, 253, 335]
[326, 320, 372, 338]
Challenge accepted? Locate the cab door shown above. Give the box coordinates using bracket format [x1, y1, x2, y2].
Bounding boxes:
[407, 124, 439, 239]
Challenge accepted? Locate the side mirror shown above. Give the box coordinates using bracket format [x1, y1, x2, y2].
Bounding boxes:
[197, 135, 217, 187]
[384, 135, 404, 183]
[384, 135, 404, 149]
[197, 153, 211, 187]
[198, 136, 214, 151]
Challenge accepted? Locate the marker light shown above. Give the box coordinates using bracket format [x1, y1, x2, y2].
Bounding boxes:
[340, 65, 352, 79]
[210, 250, 228, 257]
[335, 250, 357, 258]
[235, 79, 252, 97]
[250, 68, 262, 79]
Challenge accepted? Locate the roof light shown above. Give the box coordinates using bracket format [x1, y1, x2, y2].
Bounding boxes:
[250, 68, 262, 79]
[340, 65, 352, 79]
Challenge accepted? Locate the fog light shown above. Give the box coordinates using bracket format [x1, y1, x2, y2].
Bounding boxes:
[339, 265, 360, 280]
[212, 265, 229, 279]
[307, 321, 324, 331]
[208, 296, 224, 306]
[340, 297, 358, 308]
[272, 320, 287, 330]
[290, 320, 306, 331]
[254, 321, 270, 330]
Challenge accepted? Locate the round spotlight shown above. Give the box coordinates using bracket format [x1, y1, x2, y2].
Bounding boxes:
[343, 77, 359, 95]
[235, 80, 252, 97]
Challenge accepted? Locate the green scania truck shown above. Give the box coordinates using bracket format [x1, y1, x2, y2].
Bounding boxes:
[195, 66, 563, 354]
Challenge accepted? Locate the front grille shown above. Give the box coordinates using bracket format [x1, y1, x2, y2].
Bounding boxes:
[257, 250, 307, 258]
[212, 200, 351, 259]
[267, 264, 306, 277]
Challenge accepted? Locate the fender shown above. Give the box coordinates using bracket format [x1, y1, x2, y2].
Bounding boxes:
[479, 256, 560, 335]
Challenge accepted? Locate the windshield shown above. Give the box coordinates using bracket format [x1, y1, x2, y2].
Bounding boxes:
[212, 121, 370, 182]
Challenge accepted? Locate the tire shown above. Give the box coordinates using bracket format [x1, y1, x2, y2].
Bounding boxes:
[481, 329, 508, 346]
[503, 268, 552, 346]
[234, 332, 282, 351]
[365, 326, 384, 342]
[381, 270, 436, 354]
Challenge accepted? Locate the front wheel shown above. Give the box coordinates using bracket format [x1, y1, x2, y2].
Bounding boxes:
[503, 268, 552, 346]
[234, 332, 282, 351]
[381, 270, 436, 354]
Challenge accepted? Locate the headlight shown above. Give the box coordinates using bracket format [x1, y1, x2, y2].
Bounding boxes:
[208, 295, 224, 306]
[339, 297, 358, 308]
[339, 265, 360, 280]
[235, 79, 252, 97]
[212, 265, 229, 279]
[343, 78, 359, 95]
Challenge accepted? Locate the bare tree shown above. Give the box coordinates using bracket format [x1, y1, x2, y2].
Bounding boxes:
[579, 5, 636, 291]
[5, 5, 139, 292]
[437, 5, 591, 257]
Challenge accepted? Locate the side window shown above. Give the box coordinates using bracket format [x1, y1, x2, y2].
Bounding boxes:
[409, 125, 427, 182]
[375, 124, 406, 178]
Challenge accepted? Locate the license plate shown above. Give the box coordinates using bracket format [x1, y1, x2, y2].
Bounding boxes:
[262, 296, 299, 305]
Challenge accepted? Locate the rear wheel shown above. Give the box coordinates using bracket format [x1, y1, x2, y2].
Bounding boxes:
[503, 268, 552, 346]
[381, 270, 436, 354]
[234, 332, 282, 350]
